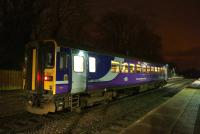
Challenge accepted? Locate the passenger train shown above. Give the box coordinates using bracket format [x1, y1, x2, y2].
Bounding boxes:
[25, 40, 168, 114]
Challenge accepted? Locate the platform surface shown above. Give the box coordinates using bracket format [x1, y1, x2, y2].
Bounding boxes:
[120, 88, 200, 134]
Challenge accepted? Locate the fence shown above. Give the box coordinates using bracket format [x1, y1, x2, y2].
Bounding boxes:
[0, 70, 23, 90]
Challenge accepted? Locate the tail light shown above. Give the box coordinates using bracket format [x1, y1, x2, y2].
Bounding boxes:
[44, 76, 53, 81]
[37, 72, 41, 81]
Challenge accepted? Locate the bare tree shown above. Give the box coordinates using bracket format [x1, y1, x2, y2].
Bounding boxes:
[0, 0, 90, 68]
[31, 0, 90, 43]
[99, 12, 163, 62]
[0, 0, 35, 69]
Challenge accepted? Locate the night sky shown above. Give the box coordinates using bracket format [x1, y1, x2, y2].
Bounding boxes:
[88, 0, 200, 71]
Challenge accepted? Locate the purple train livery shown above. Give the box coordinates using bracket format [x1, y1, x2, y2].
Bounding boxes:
[24, 40, 168, 114]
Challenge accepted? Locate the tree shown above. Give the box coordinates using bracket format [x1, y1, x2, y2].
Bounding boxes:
[0, 0, 90, 69]
[0, 0, 34, 69]
[31, 0, 90, 43]
[100, 12, 133, 53]
[99, 12, 163, 62]
[133, 28, 163, 61]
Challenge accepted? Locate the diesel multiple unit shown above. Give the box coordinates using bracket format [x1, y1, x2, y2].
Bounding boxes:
[25, 40, 168, 114]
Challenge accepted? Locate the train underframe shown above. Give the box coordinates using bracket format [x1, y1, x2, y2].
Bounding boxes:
[26, 80, 166, 115]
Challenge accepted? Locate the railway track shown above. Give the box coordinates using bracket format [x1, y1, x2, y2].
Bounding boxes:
[64, 79, 192, 134]
[0, 79, 193, 134]
[87, 79, 193, 134]
[48, 79, 193, 134]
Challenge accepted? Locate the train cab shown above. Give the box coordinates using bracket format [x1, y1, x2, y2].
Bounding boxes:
[25, 40, 89, 114]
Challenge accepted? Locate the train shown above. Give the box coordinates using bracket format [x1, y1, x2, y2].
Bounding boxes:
[24, 40, 168, 114]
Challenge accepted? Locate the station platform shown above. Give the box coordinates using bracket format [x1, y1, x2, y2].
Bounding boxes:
[121, 87, 200, 134]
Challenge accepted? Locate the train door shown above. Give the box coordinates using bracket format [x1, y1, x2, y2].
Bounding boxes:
[71, 49, 87, 94]
[55, 47, 71, 94]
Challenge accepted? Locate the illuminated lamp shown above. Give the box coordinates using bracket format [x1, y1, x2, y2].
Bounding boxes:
[78, 51, 84, 56]
[37, 72, 41, 81]
[44, 76, 53, 81]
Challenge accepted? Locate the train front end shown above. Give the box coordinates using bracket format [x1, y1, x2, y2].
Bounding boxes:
[25, 40, 57, 114]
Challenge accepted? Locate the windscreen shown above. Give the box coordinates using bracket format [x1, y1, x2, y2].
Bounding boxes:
[43, 42, 55, 68]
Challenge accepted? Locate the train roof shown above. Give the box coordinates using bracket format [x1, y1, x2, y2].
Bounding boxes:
[33, 39, 166, 66]
[57, 39, 166, 66]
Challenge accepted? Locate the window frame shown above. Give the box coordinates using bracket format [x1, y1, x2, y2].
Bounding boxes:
[136, 64, 141, 73]
[129, 63, 135, 73]
[121, 62, 129, 73]
[73, 55, 84, 73]
[142, 65, 147, 73]
[59, 52, 68, 70]
[111, 61, 120, 73]
[155, 67, 158, 73]
[147, 66, 150, 73]
[42, 42, 55, 69]
[151, 66, 155, 72]
[157, 67, 160, 73]
[89, 57, 96, 73]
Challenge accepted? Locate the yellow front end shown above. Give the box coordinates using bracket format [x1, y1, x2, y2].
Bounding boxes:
[44, 68, 56, 95]
[26, 40, 58, 115]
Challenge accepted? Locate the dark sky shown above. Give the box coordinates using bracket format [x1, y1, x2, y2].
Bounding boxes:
[88, 0, 200, 70]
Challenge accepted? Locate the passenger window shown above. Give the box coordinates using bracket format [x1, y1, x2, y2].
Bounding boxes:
[136, 64, 141, 73]
[160, 67, 162, 72]
[162, 67, 165, 73]
[89, 57, 96, 73]
[142, 66, 147, 73]
[111, 61, 120, 73]
[74, 56, 84, 72]
[147, 66, 150, 73]
[151, 66, 155, 72]
[129, 64, 135, 73]
[160, 68, 162, 73]
[121, 63, 129, 73]
[158, 67, 160, 73]
[155, 67, 158, 72]
[60, 52, 68, 70]
[163, 67, 167, 73]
